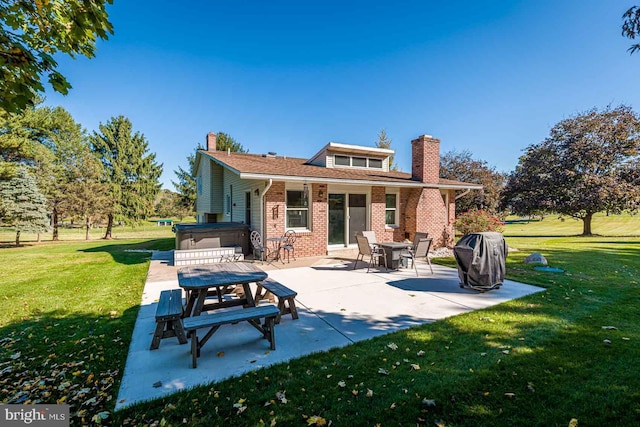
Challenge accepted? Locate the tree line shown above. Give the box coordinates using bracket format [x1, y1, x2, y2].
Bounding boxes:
[0, 103, 162, 244]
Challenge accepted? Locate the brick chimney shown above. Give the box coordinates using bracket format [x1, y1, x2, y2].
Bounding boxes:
[411, 134, 440, 184]
[206, 132, 217, 151]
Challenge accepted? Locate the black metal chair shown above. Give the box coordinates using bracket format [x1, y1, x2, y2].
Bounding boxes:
[353, 234, 387, 272]
[250, 230, 269, 264]
[281, 230, 296, 263]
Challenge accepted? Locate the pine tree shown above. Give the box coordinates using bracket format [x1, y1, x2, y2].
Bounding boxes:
[172, 144, 202, 214]
[0, 167, 49, 245]
[90, 116, 162, 239]
[375, 128, 397, 171]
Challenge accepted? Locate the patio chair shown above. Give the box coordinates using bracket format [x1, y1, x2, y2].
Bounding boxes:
[361, 230, 379, 251]
[250, 230, 269, 264]
[281, 230, 296, 263]
[414, 231, 428, 242]
[401, 237, 433, 276]
[353, 234, 387, 273]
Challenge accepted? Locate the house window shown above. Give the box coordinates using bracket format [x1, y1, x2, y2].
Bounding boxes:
[335, 155, 350, 166]
[286, 190, 308, 229]
[385, 194, 397, 225]
[352, 157, 366, 167]
[368, 158, 382, 168]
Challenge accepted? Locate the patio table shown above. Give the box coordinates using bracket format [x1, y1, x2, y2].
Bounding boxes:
[377, 241, 411, 270]
[266, 237, 286, 264]
[178, 263, 268, 317]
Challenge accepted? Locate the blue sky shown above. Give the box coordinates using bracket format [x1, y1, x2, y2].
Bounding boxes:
[43, 1, 640, 190]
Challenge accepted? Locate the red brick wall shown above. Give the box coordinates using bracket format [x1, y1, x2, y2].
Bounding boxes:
[411, 135, 440, 184]
[399, 187, 454, 249]
[264, 181, 327, 257]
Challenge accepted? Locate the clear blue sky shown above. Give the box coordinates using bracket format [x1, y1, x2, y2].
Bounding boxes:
[43, 0, 640, 190]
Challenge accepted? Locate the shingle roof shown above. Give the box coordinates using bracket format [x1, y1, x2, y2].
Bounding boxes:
[201, 150, 482, 189]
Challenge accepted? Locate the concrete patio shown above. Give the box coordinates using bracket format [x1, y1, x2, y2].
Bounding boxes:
[115, 251, 544, 410]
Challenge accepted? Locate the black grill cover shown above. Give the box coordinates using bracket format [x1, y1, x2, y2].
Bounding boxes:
[454, 232, 506, 290]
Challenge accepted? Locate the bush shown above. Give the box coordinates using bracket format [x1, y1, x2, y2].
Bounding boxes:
[454, 209, 505, 235]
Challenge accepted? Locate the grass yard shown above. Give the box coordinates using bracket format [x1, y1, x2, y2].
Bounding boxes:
[1, 215, 639, 426]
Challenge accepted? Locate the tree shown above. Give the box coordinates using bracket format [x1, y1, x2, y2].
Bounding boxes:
[0, 167, 49, 245]
[0, 0, 113, 117]
[216, 132, 246, 153]
[623, 6, 640, 54]
[60, 151, 110, 240]
[500, 105, 640, 235]
[374, 128, 397, 171]
[440, 150, 506, 215]
[172, 144, 202, 215]
[1, 103, 93, 239]
[0, 100, 55, 179]
[90, 116, 162, 239]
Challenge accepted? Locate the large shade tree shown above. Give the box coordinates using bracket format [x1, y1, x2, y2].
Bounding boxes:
[0, 0, 113, 117]
[623, 5, 640, 53]
[501, 105, 640, 235]
[90, 116, 162, 239]
[439, 149, 506, 215]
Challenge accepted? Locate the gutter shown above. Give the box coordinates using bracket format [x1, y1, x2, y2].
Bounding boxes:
[259, 179, 273, 241]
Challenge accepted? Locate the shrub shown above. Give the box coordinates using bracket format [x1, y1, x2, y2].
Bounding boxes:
[454, 209, 505, 235]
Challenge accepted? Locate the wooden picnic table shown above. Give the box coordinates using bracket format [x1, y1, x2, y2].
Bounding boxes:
[178, 262, 268, 317]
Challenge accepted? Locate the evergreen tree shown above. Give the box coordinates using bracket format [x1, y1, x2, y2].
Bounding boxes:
[216, 132, 246, 153]
[172, 144, 202, 214]
[0, 167, 49, 245]
[90, 116, 162, 239]
[375, 128, 397, 171]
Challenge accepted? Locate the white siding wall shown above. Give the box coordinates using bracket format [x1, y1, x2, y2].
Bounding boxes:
[210, 163, 223, 213]
[195, 156, 212, 222]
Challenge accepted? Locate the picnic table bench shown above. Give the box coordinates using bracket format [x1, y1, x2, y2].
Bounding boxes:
[255, 278, 299, 323]
[183, 304, 280, 368]
[150, 289, 188, 350]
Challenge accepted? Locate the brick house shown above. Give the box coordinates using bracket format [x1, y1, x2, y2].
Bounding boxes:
[194, 132, 481, 257]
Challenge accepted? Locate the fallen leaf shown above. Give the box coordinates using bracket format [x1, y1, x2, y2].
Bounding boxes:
[387, 343, 398, 350]
[417, 350, 425, 356]
[422, 399, 436, 407]
[504, 392, 515, 398]
[337, 381, 346, 388]
[378, 368, 389, 375]
[568, 418, 578, 427]
[601, 326, 617, 330]
[366, 389, 373, 398]
[411, 364, 420, 371]
[603, 339, 612, 345]
[307, 415, 327, 426]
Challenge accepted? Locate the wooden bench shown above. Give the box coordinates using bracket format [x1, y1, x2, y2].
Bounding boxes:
[150, 289, 188, 350]
[183, 304, 280, 368]
[255, 278, 299, 324]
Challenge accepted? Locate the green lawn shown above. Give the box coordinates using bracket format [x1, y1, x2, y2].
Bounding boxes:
[1, 215, 639, 426]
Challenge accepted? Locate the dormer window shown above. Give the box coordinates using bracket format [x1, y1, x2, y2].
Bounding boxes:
[333, 154, 384, 169]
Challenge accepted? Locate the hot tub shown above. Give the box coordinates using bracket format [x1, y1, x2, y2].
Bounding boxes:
[174, 222, 250, 255]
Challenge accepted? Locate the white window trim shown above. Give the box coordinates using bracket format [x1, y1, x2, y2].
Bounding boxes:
[385, 190, 400, 228]
[285, 186, 311, 232]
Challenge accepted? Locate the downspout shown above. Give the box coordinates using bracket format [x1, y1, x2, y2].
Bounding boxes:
[259, 179, 273, 241]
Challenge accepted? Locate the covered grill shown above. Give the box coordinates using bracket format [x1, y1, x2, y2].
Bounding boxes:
[453, 232, 506, 291]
